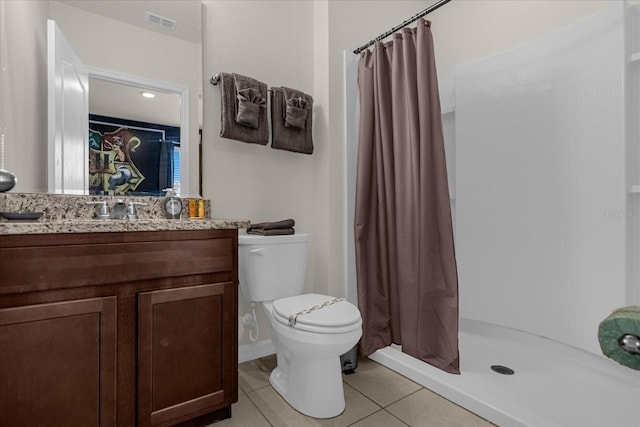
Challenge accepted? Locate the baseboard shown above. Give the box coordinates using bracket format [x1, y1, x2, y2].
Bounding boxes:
[238, 339, 276, 363]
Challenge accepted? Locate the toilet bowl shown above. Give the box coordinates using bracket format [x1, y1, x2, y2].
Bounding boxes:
[265, 294, 362, 418]
[238, 233, 362, 418]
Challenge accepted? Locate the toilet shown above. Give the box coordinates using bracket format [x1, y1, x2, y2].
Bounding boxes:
[238, 232, 362, 418]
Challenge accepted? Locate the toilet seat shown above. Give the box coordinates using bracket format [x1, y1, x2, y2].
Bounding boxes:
[272, 293, 361, 334]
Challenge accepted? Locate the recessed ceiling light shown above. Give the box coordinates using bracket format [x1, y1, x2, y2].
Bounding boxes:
[142, 92, 156, 98]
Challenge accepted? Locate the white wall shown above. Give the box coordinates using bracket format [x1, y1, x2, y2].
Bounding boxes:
[428, 0, 614, 77]
[1, 0, 49, 193]
[455, 3, 627, 354]
[202, 0, 317, 348]
[430, 1, 623, 356]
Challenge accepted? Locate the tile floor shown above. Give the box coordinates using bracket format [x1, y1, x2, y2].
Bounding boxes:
[211, 356, 495, 427]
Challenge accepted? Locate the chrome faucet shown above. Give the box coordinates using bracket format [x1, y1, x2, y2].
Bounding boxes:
[110, 199, 127, 220]
[126, 201, 148, 220]
[85, 201, 110, 220]
[86, 199, 148, 220]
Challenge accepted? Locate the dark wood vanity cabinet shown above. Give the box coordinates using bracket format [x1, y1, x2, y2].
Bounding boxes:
[0, 229, 238, 427]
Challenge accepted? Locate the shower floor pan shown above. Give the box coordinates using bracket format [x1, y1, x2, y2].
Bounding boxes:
[369, 318, 640, 427]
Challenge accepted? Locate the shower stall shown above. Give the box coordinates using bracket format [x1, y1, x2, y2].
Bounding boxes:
[345, 2, 640, 426]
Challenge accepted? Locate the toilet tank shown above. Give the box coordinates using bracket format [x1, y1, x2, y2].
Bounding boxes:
[238, 233, 308, 302]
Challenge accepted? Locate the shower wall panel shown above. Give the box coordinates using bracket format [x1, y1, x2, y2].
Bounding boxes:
[455, 3, 626, 355]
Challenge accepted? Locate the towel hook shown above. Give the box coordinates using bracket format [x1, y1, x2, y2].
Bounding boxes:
[209, 74, 220, 86]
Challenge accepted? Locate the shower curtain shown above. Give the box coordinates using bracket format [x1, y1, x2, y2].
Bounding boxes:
[354, 18, 459, 374]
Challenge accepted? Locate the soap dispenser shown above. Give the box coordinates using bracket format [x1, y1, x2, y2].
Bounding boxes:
[163, 188, 182, 219]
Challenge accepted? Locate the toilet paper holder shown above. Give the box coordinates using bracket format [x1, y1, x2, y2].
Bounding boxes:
[618, 333, 640, 355]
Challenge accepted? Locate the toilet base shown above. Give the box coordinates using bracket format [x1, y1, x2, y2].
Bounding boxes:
[269, 356, 346, 418]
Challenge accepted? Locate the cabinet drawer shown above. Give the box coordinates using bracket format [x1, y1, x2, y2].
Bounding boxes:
[0, 230, 235, 294]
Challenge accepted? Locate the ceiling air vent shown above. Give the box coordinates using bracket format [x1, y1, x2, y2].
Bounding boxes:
[144, 11, 177, 30]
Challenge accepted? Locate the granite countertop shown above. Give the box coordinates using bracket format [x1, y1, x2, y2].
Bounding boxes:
[0, 193, 249, 235]
[0, 218, 250, 235]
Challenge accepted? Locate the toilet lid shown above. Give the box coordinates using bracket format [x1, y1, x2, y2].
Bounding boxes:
[272, 293, 361, 333]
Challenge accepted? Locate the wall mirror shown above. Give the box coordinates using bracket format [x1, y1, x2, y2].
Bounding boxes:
[1, 0, 202, 196]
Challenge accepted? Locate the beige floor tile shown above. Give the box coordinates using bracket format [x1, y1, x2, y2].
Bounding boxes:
[246, 383, 380, 427]
[386, 389, 495, 427]
[207, 393, 270, 427]
[349, 409, 409, 427]
[237, 355, 277, 393]
[343, 358, 422, 407]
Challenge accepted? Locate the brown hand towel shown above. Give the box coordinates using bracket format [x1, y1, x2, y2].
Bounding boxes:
[247, 227, 295, 236]
[270, 87, 314, 154]
[248, 218, 295, 230]
[219, 72, 269, 145]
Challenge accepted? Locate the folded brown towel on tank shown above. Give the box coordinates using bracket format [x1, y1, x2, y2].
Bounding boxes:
[270, 87, 313, 154]
[219, 72, 269, 145]
[247, 227, 295, 236]
[248, 218, 295, 231]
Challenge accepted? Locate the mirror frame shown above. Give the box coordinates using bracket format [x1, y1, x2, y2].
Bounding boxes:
[86, 66, 190, 196]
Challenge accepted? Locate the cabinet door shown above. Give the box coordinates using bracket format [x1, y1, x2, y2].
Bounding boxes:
[138, 282, 237, 427]
[0, 297, 117, 426]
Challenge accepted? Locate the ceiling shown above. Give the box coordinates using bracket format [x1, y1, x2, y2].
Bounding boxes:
[57, 0, 202, 44]
[89, 77, 181, 127]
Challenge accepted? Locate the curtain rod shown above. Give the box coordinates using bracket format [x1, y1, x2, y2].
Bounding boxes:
[353, 0, 451, 54]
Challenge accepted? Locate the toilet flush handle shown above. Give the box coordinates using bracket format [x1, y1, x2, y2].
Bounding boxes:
[249, 248, 265, 256]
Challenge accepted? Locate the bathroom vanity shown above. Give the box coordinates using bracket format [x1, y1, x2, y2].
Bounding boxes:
[0, 214, 247, 426]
